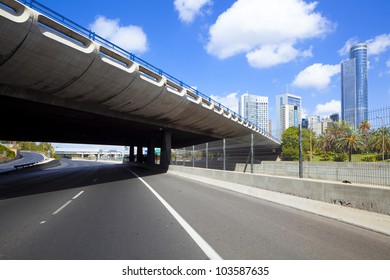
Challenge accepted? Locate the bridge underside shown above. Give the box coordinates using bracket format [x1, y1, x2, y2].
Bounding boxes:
[0, 87, 219, 148]
[0, 0, 281, 168]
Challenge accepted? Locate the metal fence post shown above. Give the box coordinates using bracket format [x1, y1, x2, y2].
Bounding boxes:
[299, 124, 303, 178]
[183, 147, 186, 166]
[206, 142, 209, 169]
[192, 145, 195, 167]
[251, 134, 254, 174]
[223, 138, 226, 171]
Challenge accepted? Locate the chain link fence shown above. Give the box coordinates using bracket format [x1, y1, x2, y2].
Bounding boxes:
[171, 134, 280, 172]
[171, 107, 390, 187]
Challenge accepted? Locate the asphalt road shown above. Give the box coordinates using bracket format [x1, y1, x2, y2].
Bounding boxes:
[0, 151, 45, 173]
[0, 160, 389, 259]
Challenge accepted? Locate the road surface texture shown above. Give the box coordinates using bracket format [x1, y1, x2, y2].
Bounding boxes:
[0, 160, 389, 259]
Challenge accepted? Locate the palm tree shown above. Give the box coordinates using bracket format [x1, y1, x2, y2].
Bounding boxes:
[370, 127, 390, 159]
[358, 120, 371, 153]
[336, 127, 364, 162]
[322, 121, 351, 153]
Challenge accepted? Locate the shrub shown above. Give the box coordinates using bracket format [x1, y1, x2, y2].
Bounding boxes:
[333, 152, 348, 162]
[0, 144, 16, 159]
[319, 153, 332, 161]
[281, 146, 299, 161]
[361, 155, 377, 162]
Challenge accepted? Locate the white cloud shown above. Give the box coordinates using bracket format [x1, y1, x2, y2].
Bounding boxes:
[367, 34, 390, 56]
[206, 0, 334, 68]
[247, 43, 311, 69]
[315, 99, 341, 117]
[301, 107, 309, 119]
[174, 0, 212, 23]
[338, 37, 359, 56]
[292, 63, 340, 90]
[210, 92, 239, 113]
[89, 16, 148, 54]
[386, 58, 390, 73]
[340, 34, 390, 57]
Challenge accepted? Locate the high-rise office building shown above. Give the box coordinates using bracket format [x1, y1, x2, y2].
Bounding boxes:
[307, 115, 321, 136]
[275, 93, 302, 139]
[239, 93, 269, 132]
[341, 43, 368, 129]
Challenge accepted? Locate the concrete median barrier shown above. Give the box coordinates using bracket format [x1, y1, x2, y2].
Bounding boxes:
[169, 165, 390, 216]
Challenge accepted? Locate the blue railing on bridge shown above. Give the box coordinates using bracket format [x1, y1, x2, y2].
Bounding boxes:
[17, 0, 280, 143]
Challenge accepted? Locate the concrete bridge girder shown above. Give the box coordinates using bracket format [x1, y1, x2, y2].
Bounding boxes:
[56, 47, 139, 102]
[131, 85, 187, 119]
[156, 92, 200, 124]
[0, 0, 32, 61]
[0, 9, 96, 92]
[0, 0, 281, 156]
[107, 70, 167, 112]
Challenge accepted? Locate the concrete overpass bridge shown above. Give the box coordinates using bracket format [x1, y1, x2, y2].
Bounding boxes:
[0, 0, 280, 166]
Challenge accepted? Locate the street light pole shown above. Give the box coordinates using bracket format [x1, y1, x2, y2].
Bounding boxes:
[376, 116, 385, 162]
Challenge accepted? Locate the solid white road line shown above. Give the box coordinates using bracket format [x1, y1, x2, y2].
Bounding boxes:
[72, 191, 84, 200]
[52, 200, 72, 215]
[130, 170, 223, 260]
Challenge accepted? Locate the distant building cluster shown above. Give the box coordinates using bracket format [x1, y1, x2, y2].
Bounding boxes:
[239, 42, 368, 139]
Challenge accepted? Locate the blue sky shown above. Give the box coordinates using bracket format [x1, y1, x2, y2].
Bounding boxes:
[31, 0, 390, 148]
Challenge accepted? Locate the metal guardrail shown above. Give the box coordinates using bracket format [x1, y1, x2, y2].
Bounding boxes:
[16, 0, 280, 143]
[14, 161, 39, 169]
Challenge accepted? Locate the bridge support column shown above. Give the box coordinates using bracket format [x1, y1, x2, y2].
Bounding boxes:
[160, 131, 171, 168]
[136, 145, 143, 163]
[147, 139, 155, 165]
[129, 145, 135, 162]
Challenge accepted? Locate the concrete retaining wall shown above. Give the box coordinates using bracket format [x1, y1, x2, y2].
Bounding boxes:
[169, 165, 390, 216]
[235, 161, 390, 187]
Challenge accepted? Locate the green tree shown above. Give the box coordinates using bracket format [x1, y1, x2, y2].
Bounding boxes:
[316, 121, 351, 154]
[358, 120, 371, 153]
[281, 127, 299, 161]
[369, 127, 390, 159]
[335, 127, 364, 162]
[281, 127, 312, 161]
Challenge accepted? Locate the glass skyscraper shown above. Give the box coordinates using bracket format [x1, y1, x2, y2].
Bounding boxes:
[341, 43, 368, 129]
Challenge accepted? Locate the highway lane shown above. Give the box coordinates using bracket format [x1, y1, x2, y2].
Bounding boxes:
[0, 162, 390, 259]
[144, 170, 390, 259]
[0, 161, 206, 259]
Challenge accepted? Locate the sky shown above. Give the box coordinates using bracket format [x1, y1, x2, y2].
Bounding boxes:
[30, 0, 390, 148]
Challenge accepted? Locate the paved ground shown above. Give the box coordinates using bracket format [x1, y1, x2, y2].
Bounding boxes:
[0, 162, 389, 259]
[0, 151, 44, 174]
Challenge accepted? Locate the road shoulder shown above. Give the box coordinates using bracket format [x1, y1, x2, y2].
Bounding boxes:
[168, 170, 390, 237]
